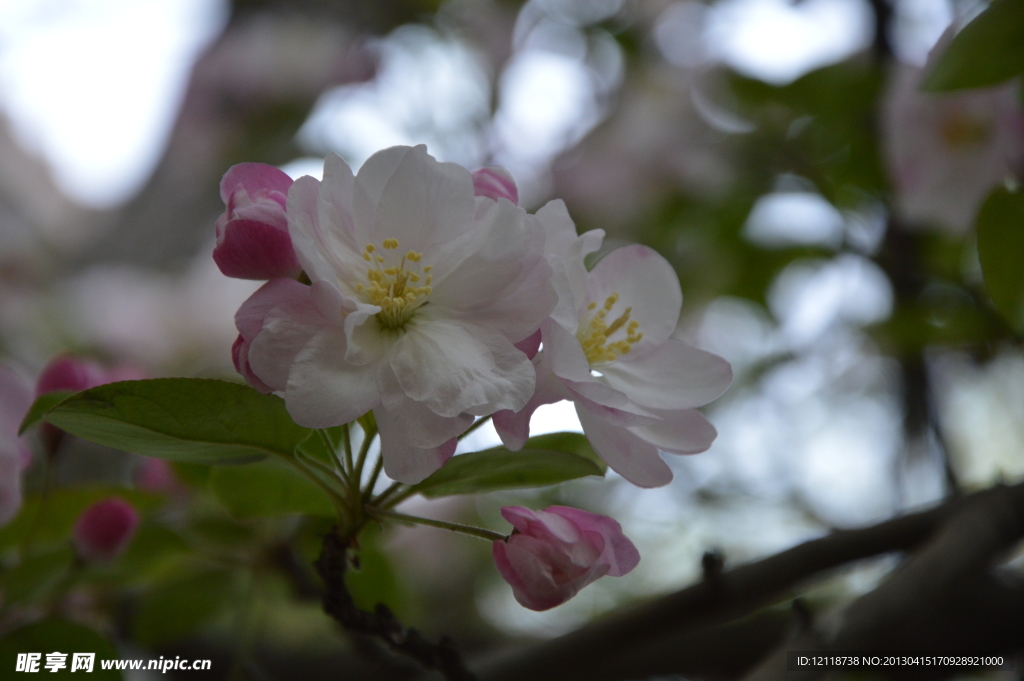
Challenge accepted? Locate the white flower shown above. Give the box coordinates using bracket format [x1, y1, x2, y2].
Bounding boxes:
[240, 146, 556, 483]
[882, 65, 1024, 233]
[495, 233, 732, 488]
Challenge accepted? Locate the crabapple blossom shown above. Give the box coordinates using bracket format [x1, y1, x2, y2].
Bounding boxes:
[237, 145, 556, 483]
[0, 366, 33, 526]
[882, 65, 1024, 233]
[73, 498, 140, 562]
[213, 162, 302, 280]
[495, 241, 732, 488]
[492, 505, 639, 611]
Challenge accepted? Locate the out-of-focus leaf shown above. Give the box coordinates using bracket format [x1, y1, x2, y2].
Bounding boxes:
[411, 448, 604, 498]
[977, 188, 1024, 330]
[922, 0, 1024, 91]
[111, 523, 192, 583]
[522, 432, 606, 473]
[0, 489, 161, 551]
[0, 546, 74, 604]
[18, 391, 73, 434]
[209, 461, 336, 519]
[133, 569, 235, 646]
[41, 378, 309, 465]
[0, 620, 122, 679]
[347, 526, 406, 616]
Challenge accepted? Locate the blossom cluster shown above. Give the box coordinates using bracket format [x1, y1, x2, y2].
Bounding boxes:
[215, 145, 732, 608]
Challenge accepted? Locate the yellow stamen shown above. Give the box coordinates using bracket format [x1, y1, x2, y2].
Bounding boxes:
[355, 238, 434, 330]
[576, 293, 644, 365]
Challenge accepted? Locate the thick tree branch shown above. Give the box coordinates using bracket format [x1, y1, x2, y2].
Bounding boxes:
[316, 530, 477, 681]
[477, 481, 1024, 681]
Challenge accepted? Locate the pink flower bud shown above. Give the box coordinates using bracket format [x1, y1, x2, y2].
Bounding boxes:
[472, 167, 519, 205]
[492, 505, 639, 611]
[214, 163, 301, 280]
[35, 356, 107, 395]
[133, 457, 180, 494]
[73, 498, 139, 562]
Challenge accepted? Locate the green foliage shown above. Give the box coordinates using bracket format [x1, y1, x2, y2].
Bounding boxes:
[209, 461, 336, 519]
[39, 378, 309, 465]
[977, 187, 1024, 331]
[923, 0, 1024, 91]
[0, 620, 123, 679]
[132, 569, 235, 646]
[412, 441, 604, 498]
[0, 546, 74, 604]
[18, 390, 73, 434]
[521, 431, 606, 473]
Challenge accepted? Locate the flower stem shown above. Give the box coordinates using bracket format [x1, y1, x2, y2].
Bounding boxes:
[380, 486, 418, 510]
[374, 481, 404, 507]
[352, 425, 377, 490]
[362, 456, 384, 503]
[317, 428, 347, 482]
[370, 509, 506, 542]
[342, 425, 354, 475]
[458, 414, 493, 440]
[292, 455, 351, 525]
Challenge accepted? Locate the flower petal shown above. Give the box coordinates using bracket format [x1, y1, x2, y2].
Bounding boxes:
[281, 326, 381, 427]
[575, 403, 673, 488]
[627, 407, 718, 455]
[248, 292, 328, 393]
[601, 337, 732, 411]
[376, 409, 457, 484]
[585, 245, 682, 359]
[377, 368, 475, 448]
[220, 163, 293, 205]
[534, 200, 603, 329]
[390, 320, 535, 417]
[545, 506, 639, 577]
[213, 219, 301, 280]
[472, 166, 518, 204]
[358, 145, 475, 254]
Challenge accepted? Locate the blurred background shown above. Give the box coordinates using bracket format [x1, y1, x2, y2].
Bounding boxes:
[1, 0, 1022, 678]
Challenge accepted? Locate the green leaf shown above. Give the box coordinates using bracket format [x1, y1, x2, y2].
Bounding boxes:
[18, 390, 74, 434]
[42, 378, 310, 465]
[0, 620, 123, 679]
[523, 431, 606, 474]
[923, 0, 1024, 91]
[0, 488, 162, 552]
[133, 569, 235, 646]
[209, 461, 336, 519]
[977, 187, 1024, 330]
[411, 446, 604, 498]
[0, 546, 74, 604]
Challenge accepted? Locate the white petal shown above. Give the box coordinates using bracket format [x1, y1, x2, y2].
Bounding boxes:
[389, 320, 535, 417]
[585, 245, 682, 359]
[248, 291, 327, 393]
[627, 408, 718, 454]
[576, 403, 673, 488]
[534, 199, 603, 326]
[283, 327, 380, 428]
[355, 145, 475, 254]
[377, 411, 456, 484]
[317, 153, 359, 253]
[601, 338, 732, 411]
[376, 371, 474, 448]
[493, 350, 572, 450]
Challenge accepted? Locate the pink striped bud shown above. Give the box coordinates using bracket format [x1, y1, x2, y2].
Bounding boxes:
[213, 163, 302, 280]
[472, 166, 519, 205]
[492, 505, 639, 611]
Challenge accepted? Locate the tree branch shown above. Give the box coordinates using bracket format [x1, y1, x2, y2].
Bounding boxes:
[477, 481, 1024, 681]
[315, 530, 477, 681]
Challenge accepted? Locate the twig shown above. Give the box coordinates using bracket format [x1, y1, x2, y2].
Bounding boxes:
[315, 530, 477, 681]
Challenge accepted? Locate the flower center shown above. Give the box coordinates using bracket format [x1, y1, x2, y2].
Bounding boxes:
[576, 293, 643, 365]
[939, 113, 991, 149]
[355, 238, 433, 330]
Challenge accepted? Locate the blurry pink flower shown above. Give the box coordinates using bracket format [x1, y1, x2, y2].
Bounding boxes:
[495, 244, 732, 488]
[0, 366, 33, 526]
[472, 167, 518, 204]
[239, 146, 556, 483]
[214, 163, 302, 280]
[133, 458, 181, 494]
[882, 66, 1024, 233]
[73, 498, 139, 562]
[492, 505, 639, 611]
